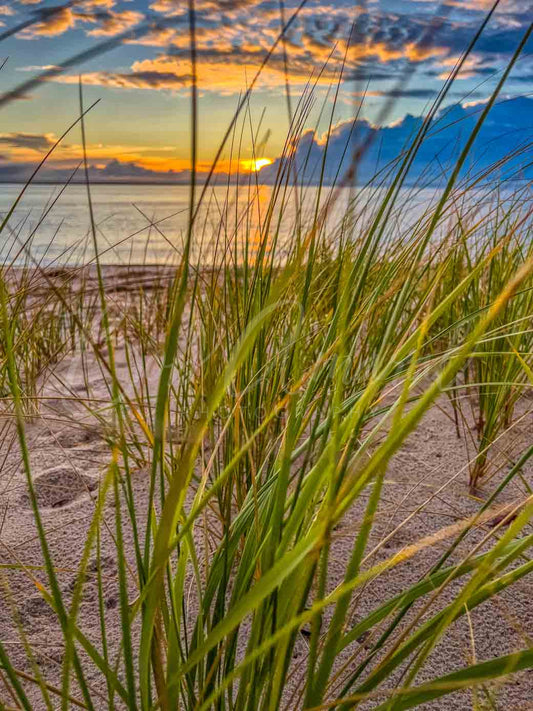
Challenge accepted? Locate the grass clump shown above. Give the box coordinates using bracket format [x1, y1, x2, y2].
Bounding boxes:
[0, 3, 532, 710]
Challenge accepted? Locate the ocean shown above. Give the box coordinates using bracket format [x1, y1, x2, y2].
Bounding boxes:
[0, 181, 518, 267]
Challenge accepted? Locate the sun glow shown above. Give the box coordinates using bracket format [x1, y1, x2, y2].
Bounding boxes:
[241, 157, 273, 172]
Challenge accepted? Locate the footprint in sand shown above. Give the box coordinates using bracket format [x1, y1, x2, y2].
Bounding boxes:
[55, 427, 103, 449]
[19, 593, 54, 619]
[20, 466, 98, 509]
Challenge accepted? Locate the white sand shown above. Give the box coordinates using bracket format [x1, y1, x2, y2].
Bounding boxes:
[0, 267, 531, 709]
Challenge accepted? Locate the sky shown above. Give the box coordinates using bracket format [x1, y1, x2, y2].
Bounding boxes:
[0, 0, 531, 182]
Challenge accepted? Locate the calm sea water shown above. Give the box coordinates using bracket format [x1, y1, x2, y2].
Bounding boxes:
[0, 181, 517, 267]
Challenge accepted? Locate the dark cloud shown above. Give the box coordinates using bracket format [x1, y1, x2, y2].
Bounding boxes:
[87, 9, 144, 37]
[97, 158, 181, 180]
[509, 73, 533, 83]
[0, 132, 55, 150]
[0, 158, 224, 184]
[376, 88, 438, 99]
[55, 69, 192, 89]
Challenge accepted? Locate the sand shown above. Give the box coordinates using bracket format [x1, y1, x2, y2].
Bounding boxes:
[0, 267, 532, 709]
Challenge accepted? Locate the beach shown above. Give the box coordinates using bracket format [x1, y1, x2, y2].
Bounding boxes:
[0, 266, 531, 709]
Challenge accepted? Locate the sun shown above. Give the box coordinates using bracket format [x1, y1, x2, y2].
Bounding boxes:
[240, 157, 273, 172]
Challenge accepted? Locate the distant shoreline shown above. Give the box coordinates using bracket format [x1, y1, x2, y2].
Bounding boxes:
[0, 180, 216, 187]
[0, 178, 528, 188]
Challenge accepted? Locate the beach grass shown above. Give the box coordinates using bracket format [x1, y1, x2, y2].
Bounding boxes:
[0, 2, 532, 709]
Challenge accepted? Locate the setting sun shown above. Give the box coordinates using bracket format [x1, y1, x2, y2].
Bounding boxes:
[240, 157, 273, 172]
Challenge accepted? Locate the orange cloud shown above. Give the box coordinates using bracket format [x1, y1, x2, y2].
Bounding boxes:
[125, 26, 177, 47]
[0, 131, 268, 176]
[20, 2, 138, 38]
[87, 9, 143, 37]
[83, 0, 117, 6]
[117, 51, 344, 92]
[437, 54, 484, 80]
[0, 129, 232, 174]
[25, 7, 78, 37]
[18, 3, 460, 98]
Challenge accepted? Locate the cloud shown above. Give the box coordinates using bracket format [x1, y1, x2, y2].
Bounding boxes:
[18, 1, 127, 38]
[91, 158, 217, 181]
[87, 9, 143, 37]
[369, 88, 439, 99]
[50, 50, 331, 93]
[83, 0, 117, 7]
[118, 7, 460, 86]
[17, 64, 61, 72]
[0, 132, 56, 151]
[259, 95, 533, 185]
[24, 6, 78, 37]
[0, 135, 230, 176]
[1, 95, 530, 186]
[11, 0, 532, 101]
[125, 25, 178, 47]
[47, 23, 451, 95]
[56, 69, 192, 90]
[411, 0, 530, 13]
[0, 157, 228, 185]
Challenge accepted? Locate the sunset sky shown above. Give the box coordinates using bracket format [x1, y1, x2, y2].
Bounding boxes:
[0, 0, 531, 181]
